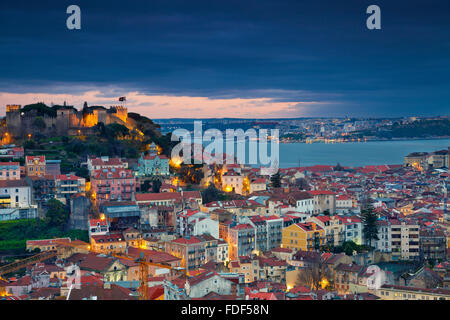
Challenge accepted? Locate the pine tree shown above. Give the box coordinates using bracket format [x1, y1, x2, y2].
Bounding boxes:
[361, 197, 379, 248]
[270, 171, 281, 188]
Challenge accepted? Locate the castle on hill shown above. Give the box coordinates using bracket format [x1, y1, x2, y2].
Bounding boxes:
[5, 103, 129, 138]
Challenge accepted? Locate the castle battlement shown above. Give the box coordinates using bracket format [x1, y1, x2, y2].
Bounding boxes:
[6, 105, 21, 112]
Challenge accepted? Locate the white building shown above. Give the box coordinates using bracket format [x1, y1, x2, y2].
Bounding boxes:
[291, 191, 314, 215]
[338, 215, 363, 245]
[164, 271, 235, 300]
[193, 217, 219, 239]
[249, 178, 266, 194]
[222, 170, 243, 195]
[0, 179, 32, 208]
[336, 194, 353, 213]
[375, 220, 392, 253]
[217, 240, 229, 264]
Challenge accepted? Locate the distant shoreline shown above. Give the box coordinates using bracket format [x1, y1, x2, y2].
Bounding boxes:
[280, 136, 450, 144]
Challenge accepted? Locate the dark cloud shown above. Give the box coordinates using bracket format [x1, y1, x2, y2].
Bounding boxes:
[0, 0, 449, 117]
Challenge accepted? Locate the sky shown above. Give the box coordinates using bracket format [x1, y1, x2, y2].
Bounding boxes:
[0, 0, 449, 118]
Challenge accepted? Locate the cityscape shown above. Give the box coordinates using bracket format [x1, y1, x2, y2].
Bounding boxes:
[0, 0, 449, 306]
[0, 102, 448, 301]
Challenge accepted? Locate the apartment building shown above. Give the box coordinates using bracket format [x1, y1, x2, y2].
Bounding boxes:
[289, 191, 314, 215]
[90, 168, 135, 204]
[375, 219, 392, 253]
[309, 190, 336, 215]
[247, 215, 283, 253]
[87, 156, 128, 173]
[282, 222, 326, 252]
[391, 220, 420, 261]
[0, 162, 20, 180]
[419, 229, 447, 262]
[307, 215, 345, 247]
[165, 236, 207, 270]
[90, 233, 127, 254]
[337, 215, 363, 245]
[228, 223, 255, 260]
[336, 194, 353, 213]
[55, 174, 86, 199]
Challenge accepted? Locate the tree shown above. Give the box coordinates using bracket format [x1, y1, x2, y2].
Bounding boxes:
[23, 140, 36, 150]
[341, 241, 362, 256]
[140, 180, 152, 192]
[270, 171, 281, 188]
[45, 199, 69, 229]
[75, 166, 89, 179]
[179, 164, 204, 185]
[202, 184, 225, 204]
[296, 254, 333, 290]
[361, 197, 379, 248]
[295, 177, 309, 190]
[152, 179, 162, 193]
[33, 116, 46, 130]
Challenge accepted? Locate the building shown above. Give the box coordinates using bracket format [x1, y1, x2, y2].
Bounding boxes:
[164, 270, 235, 300]
[25, 156, 46, 177]
[90, 233, 127, 254]
[55, 174, 86, 199]
[0, 146, 24, 159]
[228, 223, 255, 260]
[0, 179, 33, 208]
[426, 150, 448, 169]
[0, 162, 20, 180]
[45, 160, 61, 176]
[26, 175, 56, 209]
[165, 236, 208, 270]
[336, 195, 353, 213]
[135, 191, 202, 207]
[282, 222, 326, 252]
[192, 217, 220, 240]
[375, 220, 392, 253]
[374, 284, 450, 300]
[90, 168, 136, 204]
[249, 178, 267, 194]
[6, 104, 129, 138]
[390, 220, 420, 261]
[309, 190, 336, 215]
[137, 144, 169, 176]
[334, 263, 364, 294]
[88, 218, 110, 238]
[290, 191, 314, 215]
[101, 201, 141, 219]
[247, 215, 283, 253]
[420, 229, 447, 262]
[26, 238, 71, 252]
[307, 215, 345, 247]
[222, 170, 243, 195]
[217, 239, 229, 264]
[87, 156, 128, 173]
[337, 215, 362, 245]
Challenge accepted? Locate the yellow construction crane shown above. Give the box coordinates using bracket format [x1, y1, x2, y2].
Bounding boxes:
[0, 250, 57, 277]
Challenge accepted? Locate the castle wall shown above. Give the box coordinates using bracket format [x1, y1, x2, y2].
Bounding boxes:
[6, 105, 128, 137]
